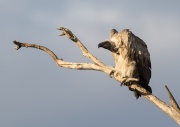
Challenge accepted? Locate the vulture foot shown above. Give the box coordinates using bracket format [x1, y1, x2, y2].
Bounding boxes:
[121, 77, 139, 86]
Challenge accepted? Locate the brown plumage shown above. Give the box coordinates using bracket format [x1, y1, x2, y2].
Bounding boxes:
[98, 29, 152, 99]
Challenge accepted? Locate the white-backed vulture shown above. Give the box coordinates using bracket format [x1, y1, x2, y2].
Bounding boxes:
[98, 29, 152, 99]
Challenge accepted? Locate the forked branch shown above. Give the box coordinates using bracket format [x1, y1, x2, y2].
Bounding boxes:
[13, 41, 109, 72]
[58, 27, 107, 68]
[13, 27, 180, 125]
[165, 85, 180, 112]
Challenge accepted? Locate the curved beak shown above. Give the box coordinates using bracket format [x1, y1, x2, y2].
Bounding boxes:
[98, 43, 103, 48]
[98, 41, 110, 48]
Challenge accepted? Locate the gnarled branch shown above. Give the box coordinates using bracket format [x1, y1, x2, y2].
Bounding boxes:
[58, 27, 107, 68]
[13, 27, 180, 125]
[13, 41, 111, 73]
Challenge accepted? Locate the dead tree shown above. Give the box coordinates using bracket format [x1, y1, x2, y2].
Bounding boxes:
[13, 27, 180, 125]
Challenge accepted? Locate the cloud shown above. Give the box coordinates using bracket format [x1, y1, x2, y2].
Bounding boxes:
[1, 1, 180, 127]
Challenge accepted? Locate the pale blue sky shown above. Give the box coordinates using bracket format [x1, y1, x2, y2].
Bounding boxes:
[0, 0, 180, 127]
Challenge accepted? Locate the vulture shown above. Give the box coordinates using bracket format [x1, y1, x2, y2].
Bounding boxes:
[98, 29, 152, 99]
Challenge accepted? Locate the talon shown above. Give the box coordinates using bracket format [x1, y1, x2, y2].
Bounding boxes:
[125, 78, 139, 83]
[109, 70, 115, 78]
[121, 78, 127, 86]
[121, 77, 139, 86]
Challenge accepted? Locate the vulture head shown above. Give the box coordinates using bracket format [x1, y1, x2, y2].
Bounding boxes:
[98, 40, 111, 50]
[98, 40, 119, 54]
[98, 29, 120, 54]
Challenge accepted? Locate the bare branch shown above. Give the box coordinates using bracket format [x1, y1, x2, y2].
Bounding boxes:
[165, 85, 180, 111]
[13, 40, 113, 74]
[56, 60, 106, 72]
[127, 83, 180, 125]
[13, 40, 59, 61]
[57, 27, 107, 68]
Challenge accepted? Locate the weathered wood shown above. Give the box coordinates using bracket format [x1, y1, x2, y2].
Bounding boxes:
[13, 27, 180, 126]
[165, 85, 180, 111]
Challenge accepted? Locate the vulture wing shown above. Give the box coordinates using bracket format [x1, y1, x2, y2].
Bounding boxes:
[120, 29, 151, 88]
